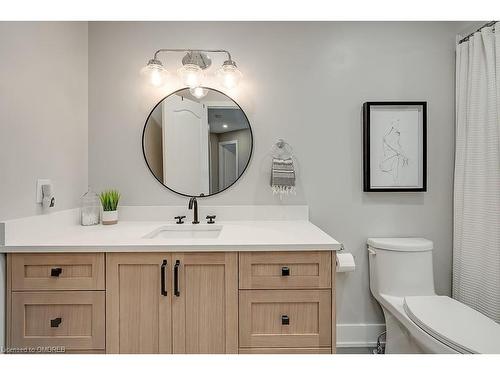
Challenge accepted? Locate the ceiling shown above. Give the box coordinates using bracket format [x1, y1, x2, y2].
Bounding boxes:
[208, 108, 249, 134]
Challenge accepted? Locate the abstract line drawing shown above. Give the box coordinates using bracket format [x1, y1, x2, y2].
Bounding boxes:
[379, 119, 409, 185]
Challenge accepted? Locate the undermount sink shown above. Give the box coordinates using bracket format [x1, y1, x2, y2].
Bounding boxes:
[143, 224, 223, 239]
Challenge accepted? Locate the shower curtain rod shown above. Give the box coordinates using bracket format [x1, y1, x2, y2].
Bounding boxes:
[458, 21, 497, 44]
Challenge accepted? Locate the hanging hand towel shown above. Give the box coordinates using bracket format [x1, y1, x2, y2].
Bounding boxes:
[271, 157, 296, 197]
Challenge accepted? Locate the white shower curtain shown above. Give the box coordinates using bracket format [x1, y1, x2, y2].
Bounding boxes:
[454, 25, 500, 322]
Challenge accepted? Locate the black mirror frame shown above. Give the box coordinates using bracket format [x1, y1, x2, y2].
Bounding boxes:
[141, 87, 254, 198]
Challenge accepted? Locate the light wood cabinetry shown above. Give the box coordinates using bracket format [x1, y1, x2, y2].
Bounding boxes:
[11, 253, 105, 291]
[239, 347, 332, 354]
[11, 291, 105, 350]
[240, 251, 331, 289]
[239, 251, 335, 354]
[6, 253, 106, 352]
[6, 250, 335, 354]
[239, 289, 331, 348]
[171, 252, 238, 353]
[106, 252, 238, 354]
[106, 253, 172, 354]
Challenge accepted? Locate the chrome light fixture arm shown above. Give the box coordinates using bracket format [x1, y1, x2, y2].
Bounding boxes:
[152, 49, 233, 66]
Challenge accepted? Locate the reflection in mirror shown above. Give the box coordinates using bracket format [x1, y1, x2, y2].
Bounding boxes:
[143, 88, 253, 197]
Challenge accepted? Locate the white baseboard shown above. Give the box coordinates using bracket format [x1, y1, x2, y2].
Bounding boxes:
[336, 323, 386, 348]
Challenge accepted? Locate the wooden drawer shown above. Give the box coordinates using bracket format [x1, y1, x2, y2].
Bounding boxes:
[239, 251, 331, 289]
[239, 290, 331, 348]
[11, 291, 105, 350]
[10, 253, 105, 291]
[239, 347, 332, 354]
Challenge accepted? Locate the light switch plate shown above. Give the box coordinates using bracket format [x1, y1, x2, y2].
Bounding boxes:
[36, 179, 52, 203]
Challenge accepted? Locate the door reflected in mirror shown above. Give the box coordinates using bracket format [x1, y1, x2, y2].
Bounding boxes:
[142, 88, 253, 197]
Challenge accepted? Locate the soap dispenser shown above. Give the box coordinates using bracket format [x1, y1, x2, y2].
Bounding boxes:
[80, 187, 100, 226]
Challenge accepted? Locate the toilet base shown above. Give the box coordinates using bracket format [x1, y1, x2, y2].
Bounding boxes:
[383, 307, 425, 354]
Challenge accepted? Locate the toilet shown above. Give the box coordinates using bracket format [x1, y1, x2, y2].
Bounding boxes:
[367, 237, 500, 354]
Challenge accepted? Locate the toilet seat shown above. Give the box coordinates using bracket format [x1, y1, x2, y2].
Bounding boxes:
[404, 295, 500, 354]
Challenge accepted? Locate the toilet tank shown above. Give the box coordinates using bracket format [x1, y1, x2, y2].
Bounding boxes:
[367, 238, 436, 297]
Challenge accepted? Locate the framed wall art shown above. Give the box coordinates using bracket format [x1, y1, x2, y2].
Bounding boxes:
[363, 101, 427, 192]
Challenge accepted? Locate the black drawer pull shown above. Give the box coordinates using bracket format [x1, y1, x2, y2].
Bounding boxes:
[50, 317, 62, 327]
[281, 314, 290, 325]
[174, 260, 180, 297]
[51, 267, 62, 277]
[161, 260, 168, 296]
[281, 266, 290, 276]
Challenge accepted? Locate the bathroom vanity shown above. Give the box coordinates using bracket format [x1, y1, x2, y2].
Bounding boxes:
[1, 207, 341, 354]
[1, 88, 341, 354]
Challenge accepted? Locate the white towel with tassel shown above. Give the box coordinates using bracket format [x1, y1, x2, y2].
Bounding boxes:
[271, 157, 296, 197]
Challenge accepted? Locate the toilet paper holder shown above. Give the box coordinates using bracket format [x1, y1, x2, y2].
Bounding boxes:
[336, 243, 356, 273]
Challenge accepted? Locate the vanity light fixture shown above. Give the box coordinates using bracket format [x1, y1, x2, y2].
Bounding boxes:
[140, 59, 168, 87]
[189, 86, 208, 99]
[178, 64, 204, 88]
[217, 59, 243, 90]
[141, 49, 242, 90]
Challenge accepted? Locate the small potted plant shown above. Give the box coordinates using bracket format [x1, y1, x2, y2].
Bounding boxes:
[99, 189, 121, 225]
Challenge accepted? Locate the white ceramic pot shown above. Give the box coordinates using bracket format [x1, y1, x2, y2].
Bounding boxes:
[102, 210, 118, 225]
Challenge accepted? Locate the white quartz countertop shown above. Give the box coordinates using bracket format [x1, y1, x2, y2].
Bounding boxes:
[0, 207, 341, 253]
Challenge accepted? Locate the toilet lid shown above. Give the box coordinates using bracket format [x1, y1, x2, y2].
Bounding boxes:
[404, 296, 500, 354]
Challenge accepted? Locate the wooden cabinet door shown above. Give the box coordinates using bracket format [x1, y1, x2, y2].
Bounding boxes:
[171, 252, 238, 353]
[106, 253, 172, 353]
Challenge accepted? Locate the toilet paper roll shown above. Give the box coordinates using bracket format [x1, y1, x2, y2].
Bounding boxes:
[336, 253, 355, 273]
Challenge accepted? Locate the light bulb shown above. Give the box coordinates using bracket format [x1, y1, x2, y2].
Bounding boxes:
[190, 86, 208, 99]
[218, 60, 242, 89]
[178, 64, 204, 88]
[140, 59, 168, 87]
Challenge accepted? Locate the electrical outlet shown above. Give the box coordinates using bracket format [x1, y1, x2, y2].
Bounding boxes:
[36, 179, 52, 203]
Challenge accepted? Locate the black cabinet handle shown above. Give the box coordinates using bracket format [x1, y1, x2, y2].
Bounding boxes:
[50, 317, 62, 327]
[281, 315, 290, 325]
[174, 215, 186, 224]
[174, 260, 180, 297]
[161, 260, 168, 296]
[51, 267, 62, 277]
[281, 266, 290, 276]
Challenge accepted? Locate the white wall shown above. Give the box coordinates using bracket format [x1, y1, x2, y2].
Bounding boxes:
[88, 22, 462, 330]
[0, 21, 88, 349]
[0, 22, 89, 220]
[89, 22, 462, 330]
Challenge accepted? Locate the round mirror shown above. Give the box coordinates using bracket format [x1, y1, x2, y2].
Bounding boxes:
[142, 87, 253, 197]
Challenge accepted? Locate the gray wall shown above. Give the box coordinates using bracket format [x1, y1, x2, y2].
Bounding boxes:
[0, 21, 88, 349]
[0, 22, 89, 220]
[218, 129, 252, 176]
[90, 21, 460, 327]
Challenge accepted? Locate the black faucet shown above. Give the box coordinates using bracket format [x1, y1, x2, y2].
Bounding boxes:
[188, 197, 199, 224]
